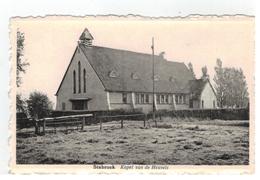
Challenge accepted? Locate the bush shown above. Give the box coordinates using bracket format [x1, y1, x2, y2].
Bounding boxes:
[27, 91, 53, 119]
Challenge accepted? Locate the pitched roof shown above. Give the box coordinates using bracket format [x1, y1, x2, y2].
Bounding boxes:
[188, 78, 217, 100]
[79, 28, 94, 40]
[79, 44, 195, 93]
[189, 79, 208, 100]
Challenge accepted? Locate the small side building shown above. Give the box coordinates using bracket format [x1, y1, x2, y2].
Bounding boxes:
[189, 79, 217, 109]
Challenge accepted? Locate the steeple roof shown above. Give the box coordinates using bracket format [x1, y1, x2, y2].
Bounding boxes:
[79, 28, 94, 40]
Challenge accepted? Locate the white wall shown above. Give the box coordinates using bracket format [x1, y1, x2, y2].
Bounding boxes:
[109, 92, 132, 110]
[200, 82, 217, 109]
[56, 47, 108, 111]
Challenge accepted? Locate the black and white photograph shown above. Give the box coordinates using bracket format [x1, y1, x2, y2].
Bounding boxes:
[11, 15, 254, 173]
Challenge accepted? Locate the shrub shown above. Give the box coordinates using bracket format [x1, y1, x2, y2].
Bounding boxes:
[27, 91, 53, 119]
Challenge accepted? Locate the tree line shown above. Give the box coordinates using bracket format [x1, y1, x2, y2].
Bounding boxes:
[188, 59, 249, 108]
[213, 59, 249, 108]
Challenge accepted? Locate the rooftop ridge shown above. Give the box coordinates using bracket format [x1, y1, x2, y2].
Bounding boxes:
[81, 45, 184, 65]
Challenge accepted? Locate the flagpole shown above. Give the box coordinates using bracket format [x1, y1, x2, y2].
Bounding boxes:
[152, 37, 157, 127]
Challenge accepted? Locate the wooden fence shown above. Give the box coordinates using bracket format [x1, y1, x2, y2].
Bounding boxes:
[16, 117, 34, 130]
[16, 107, 249, 135]
[34, 113, 146, 134]
[96, 113, 147, 131]
[35, 114, 93, 135]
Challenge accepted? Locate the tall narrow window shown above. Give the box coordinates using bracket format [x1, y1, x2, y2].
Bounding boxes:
[122, 93, 127, 104]
[78, 61, 81, 93]
[165, 95, 169, 104]
[62, 102, 66, 111]
[145, 94, 149, 104]
[73, 70, 76, 94]
[157, 94, 160, 104]
[161, 95, 165, 104]
[135, 93, 139, 104]
[141, 94, 144, 104]
[201, 100, 204, 109]
[83, 69, 86, 93]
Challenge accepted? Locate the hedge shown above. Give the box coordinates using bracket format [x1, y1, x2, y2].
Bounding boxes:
[51, 108, 249, 121]
[149, 108, 249, 120]
[16, 108, 249, 129]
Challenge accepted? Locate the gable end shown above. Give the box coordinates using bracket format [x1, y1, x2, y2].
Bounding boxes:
[55, 47, 78, 96]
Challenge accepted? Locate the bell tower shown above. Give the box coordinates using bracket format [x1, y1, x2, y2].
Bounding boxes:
[79, 28, 94, 47]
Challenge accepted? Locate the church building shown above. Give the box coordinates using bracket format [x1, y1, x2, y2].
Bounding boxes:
[55, 28, 217, 112]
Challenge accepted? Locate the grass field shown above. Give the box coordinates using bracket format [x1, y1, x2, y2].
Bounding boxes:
[16, 118, 249, 165]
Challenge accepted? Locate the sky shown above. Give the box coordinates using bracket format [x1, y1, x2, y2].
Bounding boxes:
[13, 16, 254, 106]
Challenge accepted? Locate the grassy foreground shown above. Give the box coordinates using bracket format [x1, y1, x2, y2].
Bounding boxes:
[16, 118, 249, 165]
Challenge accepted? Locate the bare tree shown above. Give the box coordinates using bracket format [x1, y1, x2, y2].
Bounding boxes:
[214, 59, 249, 108]
[213, 59, 225, 107]
[16, 94, 27, 113]
[188, 62, 196, 79]
[17, 30, 29, 87]
[201, 65, 209, 80]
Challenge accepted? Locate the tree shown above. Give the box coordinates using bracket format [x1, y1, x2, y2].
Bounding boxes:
[17, 30, 29, 87]
[223, 68, 249, 108]
[16, 94, 27, 113]
[213, 59, 225, 107]
[27, 91, 53, 119]
[201, 65, 209, 79]
[214, 59, 249, 108]
[188, 62, 196, 78]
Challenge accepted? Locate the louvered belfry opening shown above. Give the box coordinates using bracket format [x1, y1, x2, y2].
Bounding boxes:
[79, 28, 94, 47]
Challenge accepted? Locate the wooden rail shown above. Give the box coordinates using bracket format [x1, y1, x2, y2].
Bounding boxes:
[96, 113, 147, 131]
[33, 113, 147, 134]
[16, 117, 34, 130]
[35, 114, 93, 135]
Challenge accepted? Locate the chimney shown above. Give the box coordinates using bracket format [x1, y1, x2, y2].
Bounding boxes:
[79, 28, 94, 47]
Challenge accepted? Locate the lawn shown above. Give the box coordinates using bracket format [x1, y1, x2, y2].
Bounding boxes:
[16, 118, 249, 165]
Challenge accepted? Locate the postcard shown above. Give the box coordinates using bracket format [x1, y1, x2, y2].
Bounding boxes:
[10, 15, 255, 174]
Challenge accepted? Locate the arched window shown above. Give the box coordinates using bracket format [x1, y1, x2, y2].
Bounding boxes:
[78, 61, 81, 93]
[73, 70, 76, 94]
[83, 69, 86, 93]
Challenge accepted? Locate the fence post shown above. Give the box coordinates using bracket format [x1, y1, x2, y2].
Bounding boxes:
[154, 113, 158, 128]
[99, 116, 102, 131]
[81, 117, 85, 130]
[54, 118, 57, 134]
[43, 119, 46, 135]
[144, 114, 146, 127]
[121, 119, 124, 128]
[34, 119, 38, 135]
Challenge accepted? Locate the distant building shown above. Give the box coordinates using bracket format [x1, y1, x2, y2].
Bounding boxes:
[55, 28, 217, 112]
